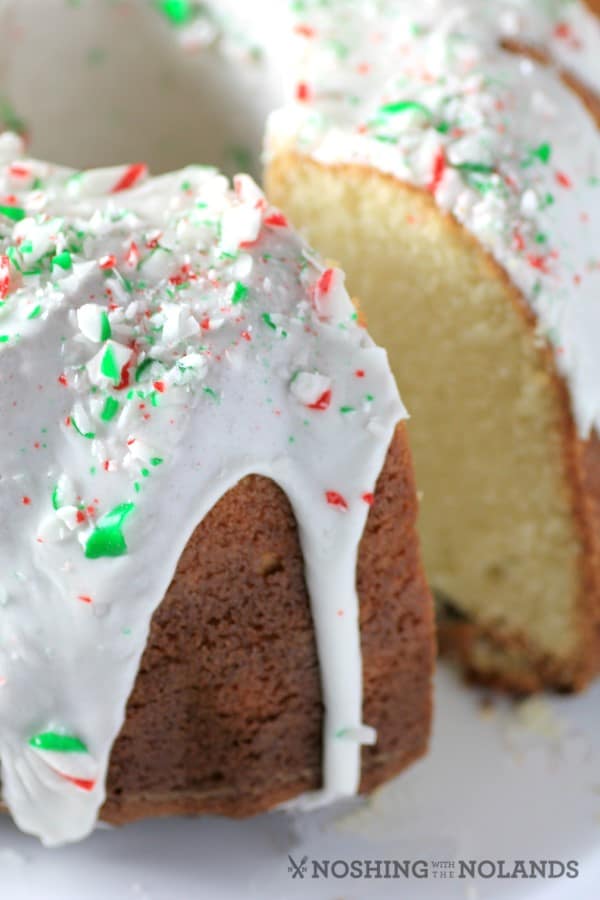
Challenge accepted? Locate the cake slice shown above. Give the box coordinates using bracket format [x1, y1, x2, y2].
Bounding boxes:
[266, 0, 600, 692]
[0, 133, 433, 844]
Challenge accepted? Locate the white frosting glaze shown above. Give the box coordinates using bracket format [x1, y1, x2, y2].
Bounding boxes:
[265, 0, 600, 438]
[0, 133, 405, 845]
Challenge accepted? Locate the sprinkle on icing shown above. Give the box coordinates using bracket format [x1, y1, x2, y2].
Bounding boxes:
[84, 503, 136, 559]
[111, 163, 148, 194]
[325, 490, 349, 511]
[29, 732, 88, 754]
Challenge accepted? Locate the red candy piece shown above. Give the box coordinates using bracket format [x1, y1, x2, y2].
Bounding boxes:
[427, 149, 446, 194]
[326, 491, 349, 511]
[111, 162, 147, 193]
[61, 773, 96, 792]
[0, 254, 10, 299]
[307, 389, 332, 411]
[264, 212, 288, 228]
[296, 82, 312, 102]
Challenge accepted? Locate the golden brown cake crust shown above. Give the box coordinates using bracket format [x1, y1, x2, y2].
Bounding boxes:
[101, 423, 434, 826]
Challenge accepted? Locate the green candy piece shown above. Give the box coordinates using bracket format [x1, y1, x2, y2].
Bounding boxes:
[29, 731, 88, 754]
[232, 282, 249, 305]
[378, 100, 432, 119]
[85, 502, 135, 559]
[100, 311, 111, 341]
[6, 246, 22, 271]
[0, 204, 25, 222]
[261, 312, 277, 331]
[100, 396, 120, 422]
[100, 344, 120, 382]
[72, 417, 95, 440]
[203, 386, 219, 403]
[135, 357, 154, 382]
[157, 0, 193, 26]
[454, 161, 495, 174]
[521, 142, 552, 169]
[532, 142, 552, 164]
[52, 251, 72, 271]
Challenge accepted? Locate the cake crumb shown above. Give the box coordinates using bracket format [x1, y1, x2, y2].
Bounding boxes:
[478, 694, 495, 718]
[513, 696, 564, 740]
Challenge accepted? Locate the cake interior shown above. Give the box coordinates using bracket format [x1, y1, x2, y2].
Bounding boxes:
[267, 154, 583, 686]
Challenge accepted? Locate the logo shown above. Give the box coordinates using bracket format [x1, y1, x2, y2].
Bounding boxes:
[285, 857, 580, 881]
[288, 855, 309, 879]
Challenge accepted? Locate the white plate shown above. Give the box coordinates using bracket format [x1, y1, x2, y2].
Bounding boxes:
[1, 664, 599, 900]
[0, 3, 598, 897]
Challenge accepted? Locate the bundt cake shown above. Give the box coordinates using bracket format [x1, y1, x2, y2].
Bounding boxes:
[0, 132, 433, 845]
[1, 0, 598, 848]
[265, 0, 600, 692]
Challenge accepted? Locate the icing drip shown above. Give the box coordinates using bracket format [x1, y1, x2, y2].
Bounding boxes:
[0, 134, 405, 844]
[266, 0, 600, 438]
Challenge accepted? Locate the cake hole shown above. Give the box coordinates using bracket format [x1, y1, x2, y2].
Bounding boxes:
[206, 771, 225, 785]
[434, 590, 470, 623]
[6, 3, 285, 175]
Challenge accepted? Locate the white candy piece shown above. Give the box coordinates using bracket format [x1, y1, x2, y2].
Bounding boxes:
[220, 204, 263, 254]
[160, 303, 200, 346]
[311, 268, 354, 325]
[77, 304, 111, 343]
[85, 340, 131, 387]
[290, 371, 332, 407]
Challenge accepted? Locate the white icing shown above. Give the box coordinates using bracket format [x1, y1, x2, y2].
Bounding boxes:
[265, 0, 600, 438]
[0, 135, 405, 845]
